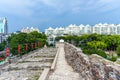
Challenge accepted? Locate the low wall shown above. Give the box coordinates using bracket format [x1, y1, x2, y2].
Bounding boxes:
[64, 43, 120, 80]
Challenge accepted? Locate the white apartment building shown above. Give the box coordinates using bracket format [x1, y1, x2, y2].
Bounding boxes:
[45, 24, 92, 36]
[45, 23, 120, 37]
[21, 27, 40, 33]
[45, 24, 92, 45]
[92, 23, 120, 35]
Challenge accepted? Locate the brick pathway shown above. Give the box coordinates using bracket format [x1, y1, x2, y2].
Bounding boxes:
[48, 43, 82, 80]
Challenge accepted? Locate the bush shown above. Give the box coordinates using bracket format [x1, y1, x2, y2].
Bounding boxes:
[82, 49, 107, 58]
[82, 49, 89, 55]
[109, 56, 117, 62]
[96, 50, 107, 58]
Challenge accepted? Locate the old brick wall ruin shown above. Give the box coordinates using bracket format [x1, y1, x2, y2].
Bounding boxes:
[64, 43, 120, 80]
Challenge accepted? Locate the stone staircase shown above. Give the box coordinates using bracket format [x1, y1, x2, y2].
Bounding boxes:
[0, 47, 57, 80]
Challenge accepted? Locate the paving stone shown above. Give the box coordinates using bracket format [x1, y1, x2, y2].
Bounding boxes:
[48, 44, 82, 80]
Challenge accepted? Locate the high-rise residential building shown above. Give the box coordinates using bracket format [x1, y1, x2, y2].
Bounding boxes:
[92, 23, 119, 35]
[0, 17, 8, 43]
[45, 23, 120, 36]
[45, 24, 92, 37]
[0, 17, 8, 34]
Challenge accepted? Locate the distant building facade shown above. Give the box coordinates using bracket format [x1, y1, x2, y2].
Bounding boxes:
[45, 23, 120, 36]
[45, 23, 120, 45]
[21, 27, 40, 33]
[0, 17, 8, 43]
[92, 23, 120, 35]
[0, 34, 9, 43]
[45, 24, 92, 37]
[0, 17, 8, 34]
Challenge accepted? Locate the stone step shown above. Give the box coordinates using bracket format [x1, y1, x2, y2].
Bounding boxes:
[23, 57, 54, 62]
[33, 54, 56, 57]
[2, 62, 52, 71]
[0, 69, 42, 80]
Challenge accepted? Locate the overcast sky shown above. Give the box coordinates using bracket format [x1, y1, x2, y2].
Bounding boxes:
[0, 0, 120, 33]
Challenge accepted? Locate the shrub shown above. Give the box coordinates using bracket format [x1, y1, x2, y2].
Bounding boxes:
[82, 49, 89, 55]
[109, 56, 117, 62]
[82, 49, 107, 58]
[96, 50, 107, 58]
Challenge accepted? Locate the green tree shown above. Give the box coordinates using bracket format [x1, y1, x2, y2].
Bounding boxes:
[0, 41, 6, 51]
[8, 31, 47, 56]
[87, 41, 107, 50]
[116, 45, 120, 56]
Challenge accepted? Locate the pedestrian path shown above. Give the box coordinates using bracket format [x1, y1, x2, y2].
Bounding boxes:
[48, 44, 82, 80]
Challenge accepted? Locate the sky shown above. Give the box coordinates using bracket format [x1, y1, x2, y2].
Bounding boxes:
[0, 0, 120, 33]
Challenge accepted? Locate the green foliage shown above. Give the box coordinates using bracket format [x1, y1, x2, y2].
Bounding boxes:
[87, 41, 107, 50]
[0, 41, 6, 51]
[116, 45, 120, 56]
[55, 36, 66, 42]
[0, 54, 5, 58]
[8, 31, 47, 56]
[83, 49, 107, 58]
[109, 56, 117, 62]
[55, 33, 120, 59]
[96, 50, 107, 58]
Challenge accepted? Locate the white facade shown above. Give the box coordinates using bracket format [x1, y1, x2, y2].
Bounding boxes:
[0, 17, 8, 43]
[21, 27, 39, 33]
[92, 23, 119, 35]
[0, 17, 8, 34]
[45, 23, 120, 36]
[45, 24, 92, 36]
[0, 34, 9, 43]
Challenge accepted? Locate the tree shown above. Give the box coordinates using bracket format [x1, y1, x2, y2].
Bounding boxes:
[116, 45, 120, 56]
[0, 41, 6, 51]
[8, 31, 47, 56]
[87, 41, 107, 50]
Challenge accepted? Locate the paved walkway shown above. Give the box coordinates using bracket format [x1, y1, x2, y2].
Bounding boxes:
[48, 44, 82, 80]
